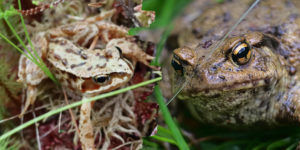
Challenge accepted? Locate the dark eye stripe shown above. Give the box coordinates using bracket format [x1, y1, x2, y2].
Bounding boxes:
[172, 57, 184, 76]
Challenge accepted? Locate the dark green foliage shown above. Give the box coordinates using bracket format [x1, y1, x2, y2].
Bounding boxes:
[0, 57, 21, 118]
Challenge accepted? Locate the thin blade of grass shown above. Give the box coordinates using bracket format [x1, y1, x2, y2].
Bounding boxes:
[150, 135, 178, 146]
[252, 139, 277, 150]
[154, 86, 189, 150]
[0, 7, 59, 85]
[17, 0, 59, 85]
[151, 25, 174, 66]
[157, 125, 172, 135]
[142, 138, 160, 147]
[266, 137, 295, 150]
[0, 33, 36, 63]
[156, 125, 175, 140]
[0, 9, 38, 64]
[0, 135, 21, 150]
[0, 77, 161, 141]
[286, 140, 299, 150]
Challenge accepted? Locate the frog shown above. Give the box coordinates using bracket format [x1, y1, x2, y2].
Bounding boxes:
[170, 0, 300, 127]
[17, 9, 157, 150]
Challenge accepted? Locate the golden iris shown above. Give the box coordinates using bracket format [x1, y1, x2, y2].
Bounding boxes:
[231, 42, 251, 65]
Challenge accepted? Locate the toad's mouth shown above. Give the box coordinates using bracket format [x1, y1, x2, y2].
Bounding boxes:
[178, 77, 272, 99]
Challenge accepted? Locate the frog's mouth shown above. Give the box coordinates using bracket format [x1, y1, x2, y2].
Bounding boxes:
[179, 77, 273, 99]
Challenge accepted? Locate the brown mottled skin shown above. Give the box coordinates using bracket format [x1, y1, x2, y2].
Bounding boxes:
[172, 0, 300, 126]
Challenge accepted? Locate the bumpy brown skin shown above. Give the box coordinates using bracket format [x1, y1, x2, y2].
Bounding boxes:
[172, 0, 300, 126]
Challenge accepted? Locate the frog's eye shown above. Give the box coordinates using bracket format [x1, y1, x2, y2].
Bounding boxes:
[231, 42, 252, 65]
[172, 56, 184, 76]
[93, 75, 111, 85]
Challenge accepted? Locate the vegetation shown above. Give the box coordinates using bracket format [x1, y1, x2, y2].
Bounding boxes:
[1, 0, 300, 150]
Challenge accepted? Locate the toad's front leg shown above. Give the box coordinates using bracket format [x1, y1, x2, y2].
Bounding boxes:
[79, 97, 95, 150]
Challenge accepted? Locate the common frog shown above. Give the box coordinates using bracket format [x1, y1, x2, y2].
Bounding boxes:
[17, 9, 157, 150]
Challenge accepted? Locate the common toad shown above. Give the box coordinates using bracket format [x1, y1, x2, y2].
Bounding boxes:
[171, 0, 300, 126]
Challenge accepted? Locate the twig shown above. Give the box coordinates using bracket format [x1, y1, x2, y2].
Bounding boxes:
[62, 87, 80, 135]
[187, 136, 216, 147]
[20, 88, 25, 147]
[32, 107, 42, 150]
[58, 110, 62, 133]
[40, 118, 70, 139]
[0, 104, 51, 124]
[117, 0, 143, 27]
[89, 35, 99, 50]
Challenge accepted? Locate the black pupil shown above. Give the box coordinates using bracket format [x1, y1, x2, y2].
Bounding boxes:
[232, 44, 249, 64]
[237, 46, 249, 58]
[172, 58, 184, 76]
[97, 76, 107, 83]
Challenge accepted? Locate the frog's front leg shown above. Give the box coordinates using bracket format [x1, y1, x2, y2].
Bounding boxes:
[79, 96, 95, 150]
[107, 39, 159, 70]
[18, 33, 49, 117]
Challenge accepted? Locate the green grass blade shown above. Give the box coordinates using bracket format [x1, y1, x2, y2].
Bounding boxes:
[0, 136, 21, 150]
[156, 125, 175, 140]
[0, 77, 161, 141]
[0, 33, 36, 63]
[150, 135, 178, 146]
[16, 0, 59, 84]
[142, 138, 160, 147]
[157, 125, 172, 135]
[154, 86, 189, 150]
[266, 137, 295, 150]
[0, 6, 59, 85]
[212, 140, 248, 150]
[252, 139, 276, 150]
[151, 25, 174, 66]
[286, 140, 299, 150]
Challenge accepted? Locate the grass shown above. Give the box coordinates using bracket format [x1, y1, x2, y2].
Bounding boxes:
[0, 134, 21, 150]
[0, 77, 162, 141]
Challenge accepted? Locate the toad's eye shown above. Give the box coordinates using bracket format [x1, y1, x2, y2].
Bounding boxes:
[231, 42, 252, 65]
[93, 75, 110, 85]
[172, 56, 184, 76]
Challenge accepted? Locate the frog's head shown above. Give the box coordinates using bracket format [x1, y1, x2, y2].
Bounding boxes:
[172, 32, 286, 112]
[47, 38, 134, 96]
